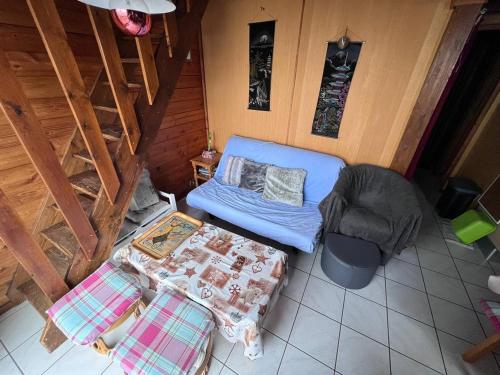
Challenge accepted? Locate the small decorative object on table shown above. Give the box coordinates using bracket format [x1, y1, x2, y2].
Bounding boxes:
[202, 131, 216, 159]
[191, 151, 221, 187]
[132, 211, 202, 259]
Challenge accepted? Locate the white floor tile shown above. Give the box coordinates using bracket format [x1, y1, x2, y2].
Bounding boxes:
[0, 341, 7, 360]
[376, 265, 385, 277]
[311, 249, 334, 284]
[101, 362, 124, 375]
[438, 330, 500, 375]
[287, 248, 316, 274]
[44, 345, 111, 375]
[263, 296, 299, 341]
[226, 331, 286, 375]
[385, 259, 425, 291]
[429, 296, 485, 344]
[302, 276, 344, 321]
[421, 268, 472, 309]
[342, 292, 388, 345]
[336, 326, 390, 375]
[350, 274, 386, 306]
[454, 259, 494, 288]
[0, 302, 27, 324]
[289, 305, 340, 368]
[0, 304, 44, 351]
[388, 310, 445, 373]
[386, 279, 433, 326]
[417, 248, 460, 279]
[11, 329, 73, 375]
[278, 344, 332, 375]
[448, 242, 486, 265]
[390, 350, 441, 375]
[208, 357, 224, 375]
[0, 355, 22, 375]
[393, 246, 419, 266]
[220, 366, 238, 375]
[212, 332, 235, 363]
[281, 267, 308, 302]
[416, 234, 450, 255]
[464, 282, 499, 313]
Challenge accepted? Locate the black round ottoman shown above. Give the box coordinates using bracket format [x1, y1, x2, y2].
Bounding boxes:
[321, 233, 381, 289]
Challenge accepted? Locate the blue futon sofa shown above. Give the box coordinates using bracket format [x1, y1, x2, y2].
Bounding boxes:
[186, 136, 345, 253]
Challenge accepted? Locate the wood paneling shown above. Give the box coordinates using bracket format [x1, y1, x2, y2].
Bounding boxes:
[147, 38, 208, 198]
[0, 1, 102, 309]
[201, 0, 452, 167]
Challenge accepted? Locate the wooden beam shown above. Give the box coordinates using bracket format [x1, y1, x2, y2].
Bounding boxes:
[462, 333, 500, 362]
[87, 6, 141, 154]
[450, 0, 486, 9]
[135, 34, 160, 105]
[0, 188, 69, 302]
[163, 13, 178, 58]
[390, 4, 482, 175]
[26, 0, 120, 204]
[0, 48, 98, 260]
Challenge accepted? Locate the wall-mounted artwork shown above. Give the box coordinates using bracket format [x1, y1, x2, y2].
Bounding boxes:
[311, 42, 362, 138]
[248, 21, 275, 111]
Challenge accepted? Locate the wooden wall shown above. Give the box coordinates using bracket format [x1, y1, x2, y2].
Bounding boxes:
[0, 1, 102, 311]
[147, 37, 208, 198]
[452, 90, 500, 189]
[201, 0, 452, 166]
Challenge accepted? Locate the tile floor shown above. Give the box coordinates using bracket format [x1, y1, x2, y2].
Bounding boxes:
[1, 200, 500, 374]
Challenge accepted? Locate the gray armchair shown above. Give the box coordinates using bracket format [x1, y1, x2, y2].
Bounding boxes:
[320, 164, 422, 258]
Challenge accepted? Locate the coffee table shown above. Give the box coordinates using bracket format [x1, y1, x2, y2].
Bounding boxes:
[114, 220, 288, 360]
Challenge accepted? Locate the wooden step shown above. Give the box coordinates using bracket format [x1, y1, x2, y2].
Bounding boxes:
[18, 279, 52, 318]
[41, 222, 79, 258]
[70, 170, 101, 198]
[51, 194, 94, 216]
[121, 57, 140, 63]
[101, 123, 123, 141]
[17, 247, 69, 318]
[93, 104, 118, 113]
[72, 149, 93, 164]
[102, 80, 142, 90]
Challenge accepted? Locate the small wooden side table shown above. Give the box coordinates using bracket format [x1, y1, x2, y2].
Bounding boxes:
[190, 153, 221, 187]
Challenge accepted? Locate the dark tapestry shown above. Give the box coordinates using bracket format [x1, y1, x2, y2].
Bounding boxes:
[248, 21, 275, 111]
[311, 42, 362, 138]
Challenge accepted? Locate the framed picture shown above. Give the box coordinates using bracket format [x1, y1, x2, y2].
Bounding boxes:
[311, 42, 362, 138]
[248, 20, 275, 111]
[132, 212, 202, 259]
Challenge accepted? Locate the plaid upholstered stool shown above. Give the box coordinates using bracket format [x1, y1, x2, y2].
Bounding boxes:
[47, 260, 143, 355]
[112, 288, 215, 375]
[462, 299, 500, 362]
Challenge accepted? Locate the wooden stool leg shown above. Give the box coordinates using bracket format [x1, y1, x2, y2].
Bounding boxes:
[462, 333, 500, 362]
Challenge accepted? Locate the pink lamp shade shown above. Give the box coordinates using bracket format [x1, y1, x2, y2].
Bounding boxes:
[111, 8, 151, 36]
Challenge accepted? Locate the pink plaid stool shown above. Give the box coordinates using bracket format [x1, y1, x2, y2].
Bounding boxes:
[112, 288, 215, 375]
[462, 299, 500, 362]
[47, 260, 143, 354]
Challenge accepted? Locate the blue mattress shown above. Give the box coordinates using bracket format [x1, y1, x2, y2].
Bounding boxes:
[187, 178, 323, 253]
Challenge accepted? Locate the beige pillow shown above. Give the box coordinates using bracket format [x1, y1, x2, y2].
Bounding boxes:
[262, 166, 306, 207]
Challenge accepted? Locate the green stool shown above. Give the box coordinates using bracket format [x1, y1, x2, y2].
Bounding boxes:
[451, 209, 496, 245]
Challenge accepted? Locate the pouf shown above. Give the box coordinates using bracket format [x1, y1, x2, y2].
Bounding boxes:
[321, 233, 380, 289]
[112, 288, 215, 375]
[451, 209, 496, 244]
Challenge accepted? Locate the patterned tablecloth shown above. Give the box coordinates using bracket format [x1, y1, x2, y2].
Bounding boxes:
[114, 222, 288, 359]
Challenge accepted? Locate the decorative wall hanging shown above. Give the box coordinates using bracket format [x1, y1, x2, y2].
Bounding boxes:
[311, 41, 362, 138]
[248, 20, 275, 111]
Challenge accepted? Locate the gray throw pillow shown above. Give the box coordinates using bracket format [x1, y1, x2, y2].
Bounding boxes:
[239, 160, 268, 192]
[221, 156, 246, 186]
[129, 169, 159, 211]
[263, 166, 307, 207]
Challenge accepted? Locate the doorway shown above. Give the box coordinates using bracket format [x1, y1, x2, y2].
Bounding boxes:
[412, 25, 500, 203]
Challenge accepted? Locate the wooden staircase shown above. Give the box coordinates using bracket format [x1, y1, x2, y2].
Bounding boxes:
[0, 0, 209, 352]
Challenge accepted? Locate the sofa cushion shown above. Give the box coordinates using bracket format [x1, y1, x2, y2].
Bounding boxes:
[221, 155, 245, 186]
[215, 135, 345, 204]
[186, 179, 322, 253]
[263, 166, 306, 207]
[239, 160, 268, 192]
